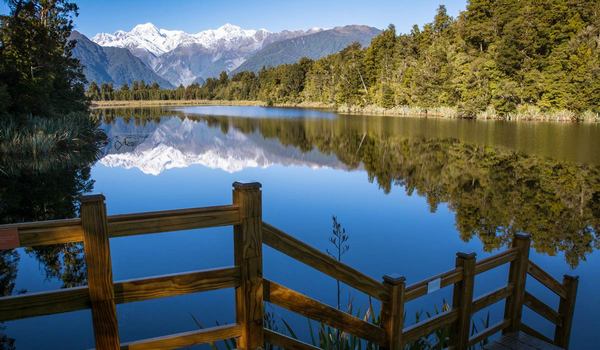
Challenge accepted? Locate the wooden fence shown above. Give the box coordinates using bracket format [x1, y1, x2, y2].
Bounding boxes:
[0, 182, 578, 349]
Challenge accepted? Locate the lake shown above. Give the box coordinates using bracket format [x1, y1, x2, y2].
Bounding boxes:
[2, 106, 599, 349]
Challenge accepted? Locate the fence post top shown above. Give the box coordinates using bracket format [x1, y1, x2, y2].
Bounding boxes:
[383, 273, 405, 285]
[456, 252, 477, 260]
[563, 274, 579, 282]
[514, 233, 531, 241]
[232, 182, 262, 190]
[80, 194, 106, 203]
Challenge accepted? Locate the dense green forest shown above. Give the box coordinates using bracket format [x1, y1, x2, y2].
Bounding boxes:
[91, 1, 600, 121]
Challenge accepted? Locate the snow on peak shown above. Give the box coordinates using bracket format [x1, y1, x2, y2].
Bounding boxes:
[132, 22, 160, 34]
[92, 23, 280, 56]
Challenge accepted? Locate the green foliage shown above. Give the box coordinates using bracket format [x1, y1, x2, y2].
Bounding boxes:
[0, 0, 88, 119]
[0, 112, 105, 162]
[94, 1, 600, 119]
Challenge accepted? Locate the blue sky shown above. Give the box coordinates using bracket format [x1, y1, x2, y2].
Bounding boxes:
[1, 0, 467, 37]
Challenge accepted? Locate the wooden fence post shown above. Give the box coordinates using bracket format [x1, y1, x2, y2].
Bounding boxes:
[503, 233, 531, 334]
[452, 252, 476, 350]
[80, 194, 120, 349]
[233, 182, 264, 349]
[381, 274, 405, 350]
[554, 275, 578, 349]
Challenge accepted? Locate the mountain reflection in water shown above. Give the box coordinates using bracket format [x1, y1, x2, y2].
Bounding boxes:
[98, 108, 600, 268]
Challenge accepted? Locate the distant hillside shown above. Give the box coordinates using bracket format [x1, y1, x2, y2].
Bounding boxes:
[91, 23, 318, 86]
[233, 25, 380, 73]
[71, 31, 173, 88]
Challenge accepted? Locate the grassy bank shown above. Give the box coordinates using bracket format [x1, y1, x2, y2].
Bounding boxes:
[91, 99, 600, 123]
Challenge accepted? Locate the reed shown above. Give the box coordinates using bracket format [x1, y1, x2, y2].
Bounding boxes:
[0, 113, 106, 173]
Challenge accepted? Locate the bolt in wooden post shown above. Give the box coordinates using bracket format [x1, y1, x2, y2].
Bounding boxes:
[381, 274, 405, 350]
[233, 182, 264, 350]
[503, 233, 531, 334]
[452, 252, 476, 350]
[80, 194, 120, 349]
[554, 275, 578, 349]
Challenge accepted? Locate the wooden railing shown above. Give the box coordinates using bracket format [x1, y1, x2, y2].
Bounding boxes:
[0, 182, 578, 350]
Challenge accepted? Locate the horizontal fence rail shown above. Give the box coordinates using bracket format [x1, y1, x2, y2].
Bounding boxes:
[405, 267, 463, 302]
[0, 182, 578, 350]
[0, 266, 239, 322]
[0, 205, 240, 249]
[119, 324, 242, 350]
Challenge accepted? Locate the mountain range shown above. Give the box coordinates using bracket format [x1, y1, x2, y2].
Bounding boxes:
[71, 23, 380, 88]
[71, 31, 173, 88]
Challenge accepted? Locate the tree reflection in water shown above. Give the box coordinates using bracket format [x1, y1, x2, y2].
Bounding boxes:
[0, 120, 104, 347]
[99, 109, 600, 268]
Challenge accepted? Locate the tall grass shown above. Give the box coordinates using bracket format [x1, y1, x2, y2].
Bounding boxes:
[0, 113, 106, 173]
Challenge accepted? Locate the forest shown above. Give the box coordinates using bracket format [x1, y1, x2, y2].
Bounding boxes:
[89, 0, 600, 120]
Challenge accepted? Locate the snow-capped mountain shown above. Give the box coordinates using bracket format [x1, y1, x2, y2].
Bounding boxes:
[100, 116, 346, 175]
[93, 23, 291, 57]
[92, 23, 320, 86]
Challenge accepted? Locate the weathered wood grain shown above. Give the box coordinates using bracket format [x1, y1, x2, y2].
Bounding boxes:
[0, 286, 90, 321]
[233, 182, 264, 350]
[108, 205, 240, 237]
[119, 324, 242, 350]
[503, 233, 531, 334]
[554, 275, 578, 349]
[484, 332, 564, 350]
[114, 267, 240, 304]
[0, 205, 240, 248]
[264, 279, 387, 345]
[452, 252, 476, 349]
[469, 319, 511, 346]
[263, 222, 388, 301]
[381, 275, 405, 350]
[405, 268, 462, 302]
[523, 292, 562, 326]
[527, 261, 567, 299]
[472, 285, 514, 313]
[402, 309, 459, 344]
[0, 218, 83, 247]
[0, 267, 240, 322]
[81, 195, 120, 349]
[264, 329, 321, 350]
[520, 323, 555, 345]
[475, 248, 519, 275]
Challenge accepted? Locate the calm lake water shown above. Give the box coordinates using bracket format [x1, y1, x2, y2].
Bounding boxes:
[2, 106, 600, 349]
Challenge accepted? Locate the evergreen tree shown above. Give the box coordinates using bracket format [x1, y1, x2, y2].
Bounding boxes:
[0, 0, 87, 119]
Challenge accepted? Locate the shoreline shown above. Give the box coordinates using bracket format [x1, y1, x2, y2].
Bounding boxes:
[91, 100, 599, 123]
[91, 100, 265, 108]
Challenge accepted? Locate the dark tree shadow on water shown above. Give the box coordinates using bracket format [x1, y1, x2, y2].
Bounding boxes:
[0, 115, 106, 347]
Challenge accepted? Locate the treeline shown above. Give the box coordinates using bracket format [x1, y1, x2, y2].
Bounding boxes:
[90, 0, 600, 119]
[85, 71, 256, 102]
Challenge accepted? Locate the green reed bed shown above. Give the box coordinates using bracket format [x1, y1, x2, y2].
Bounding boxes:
[0, 113, 105, 155]
[0, 113, 106, 173]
